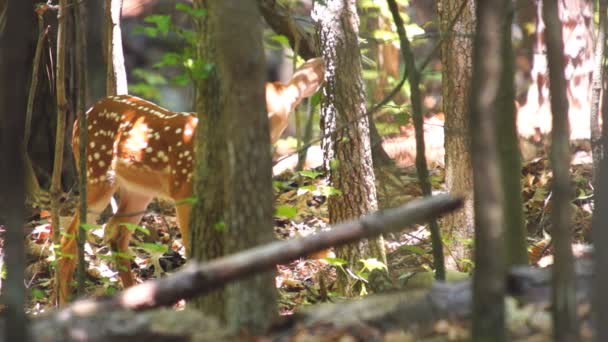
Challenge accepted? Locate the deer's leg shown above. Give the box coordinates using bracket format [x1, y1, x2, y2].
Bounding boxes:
[104, 188, 152, 288]
[58, 181, 116, 305]
[175, 202, 192, 257]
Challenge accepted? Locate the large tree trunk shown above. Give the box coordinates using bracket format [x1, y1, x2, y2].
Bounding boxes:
[312, 0, 386, 296]
[438, 0, 476, 269]
[191, 0, 276, 333]
[191, 0, 227, 320]
[0, 1, 32, 339]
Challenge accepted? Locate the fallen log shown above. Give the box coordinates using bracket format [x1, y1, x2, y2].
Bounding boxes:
[22, 260, 594, 341]
[58, 194, 462, 315]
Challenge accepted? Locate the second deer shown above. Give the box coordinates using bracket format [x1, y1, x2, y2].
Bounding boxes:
[57, 57, 324, 304]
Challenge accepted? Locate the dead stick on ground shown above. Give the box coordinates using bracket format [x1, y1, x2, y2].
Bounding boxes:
[58, 194, 462, 316]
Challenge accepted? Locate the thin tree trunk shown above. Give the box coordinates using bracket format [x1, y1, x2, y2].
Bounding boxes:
[73, 0, 88, 297]
[470, 0, 508, 339]
[105, 0, 127, 95]
[312, 0, 386, 296]
[591, 0, 606, 186]
[51, 0, 69, 306]
[438, 0, 476, 270]
[543, 0, 578, 339]
[385, 0, 445, 280]
[497, 1, 527, 267]
[592, 23, 608, 338]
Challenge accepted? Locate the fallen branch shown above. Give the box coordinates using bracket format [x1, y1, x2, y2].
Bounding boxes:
[59, 194, 463, 314]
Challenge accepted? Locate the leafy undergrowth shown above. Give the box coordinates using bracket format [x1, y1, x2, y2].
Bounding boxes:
[17, 146, 597, 340]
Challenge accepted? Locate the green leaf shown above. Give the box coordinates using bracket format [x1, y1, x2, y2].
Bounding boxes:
[31, 288, 46, 300]
[175, 3, 206, 17]
[190, 60, 214, 80]
[311, 92, 322, 107]
[298, 170, 322, 179]
[133, 26, 159, 38]
[80, 223, 101, 231]
[329, 158, 340, 170]
[144, 15, 171, 36]
[154, 52, 183, 68]
[120, 222, 148, 235]
[400, 245, 426, 255]
[319, 185, 341, 197]
[270, 34, 290, 47]
[275, 205, 297, 219]
[175, 196, 198, 205]
[213, 221, 226, 232]
[172, 73, 191, 86]
[139, 242, 168, 254]
[132, 68, 168, 85]
[359, 258, 388, 272]
[105, 286, 118, 296]
[111, 251, 133, 260]
[129, 83, 161, 101]
[324, 257, 347, 266]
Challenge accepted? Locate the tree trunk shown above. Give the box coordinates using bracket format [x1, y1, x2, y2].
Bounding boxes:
[543, 0, 578, 339]
[312, 0, 386, 296]
[438, 0, 476, 269]
[470, 0, 509, 339]
[104, 0, 127, 95]
[191, 0, 277, 333]
[191, 0, 227, 320]
[0, 0, 33, 339]
[497, 1, 528, 267]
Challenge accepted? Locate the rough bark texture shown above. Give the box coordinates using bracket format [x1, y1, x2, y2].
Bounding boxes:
[470, 0, 508, 339]
[437, 0, 476, 270]
[312, 0, 385, 296]
[191, 0, 227, 320]
[543, 0, 578, 340]
[191, 0, 277, 333]
[0, 1, 32, 339]
[590, 0, 606, 186]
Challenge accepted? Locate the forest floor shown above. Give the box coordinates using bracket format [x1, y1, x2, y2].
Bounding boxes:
[17, 137, 596, 341]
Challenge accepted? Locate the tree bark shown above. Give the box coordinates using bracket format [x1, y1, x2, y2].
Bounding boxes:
[470, 0, 508, 339]
[438, 0, 476, 270]
[497, 1, 527, 267]
[312, 0, 386, 296]
[543, 0, 578, 339]
[0, 1, 33, 340]
[104, 0, 127, 95]
[191, 0, 227, 320]
[191, 0, 277, 333]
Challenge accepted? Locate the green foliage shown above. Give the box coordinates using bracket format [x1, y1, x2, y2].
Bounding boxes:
[213, 221, 226, 232]
[298, 170, 322, 179]
[275, 205, 298, 219]
[120, 222, 150, 235]
[131, 3, 211, 98]
[399, 244, 426, 255]
[80, 223, 102, 231]
[175, 196, 198, 205]
[31, 287, 46, 300]
[138, 242, 169, 254]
